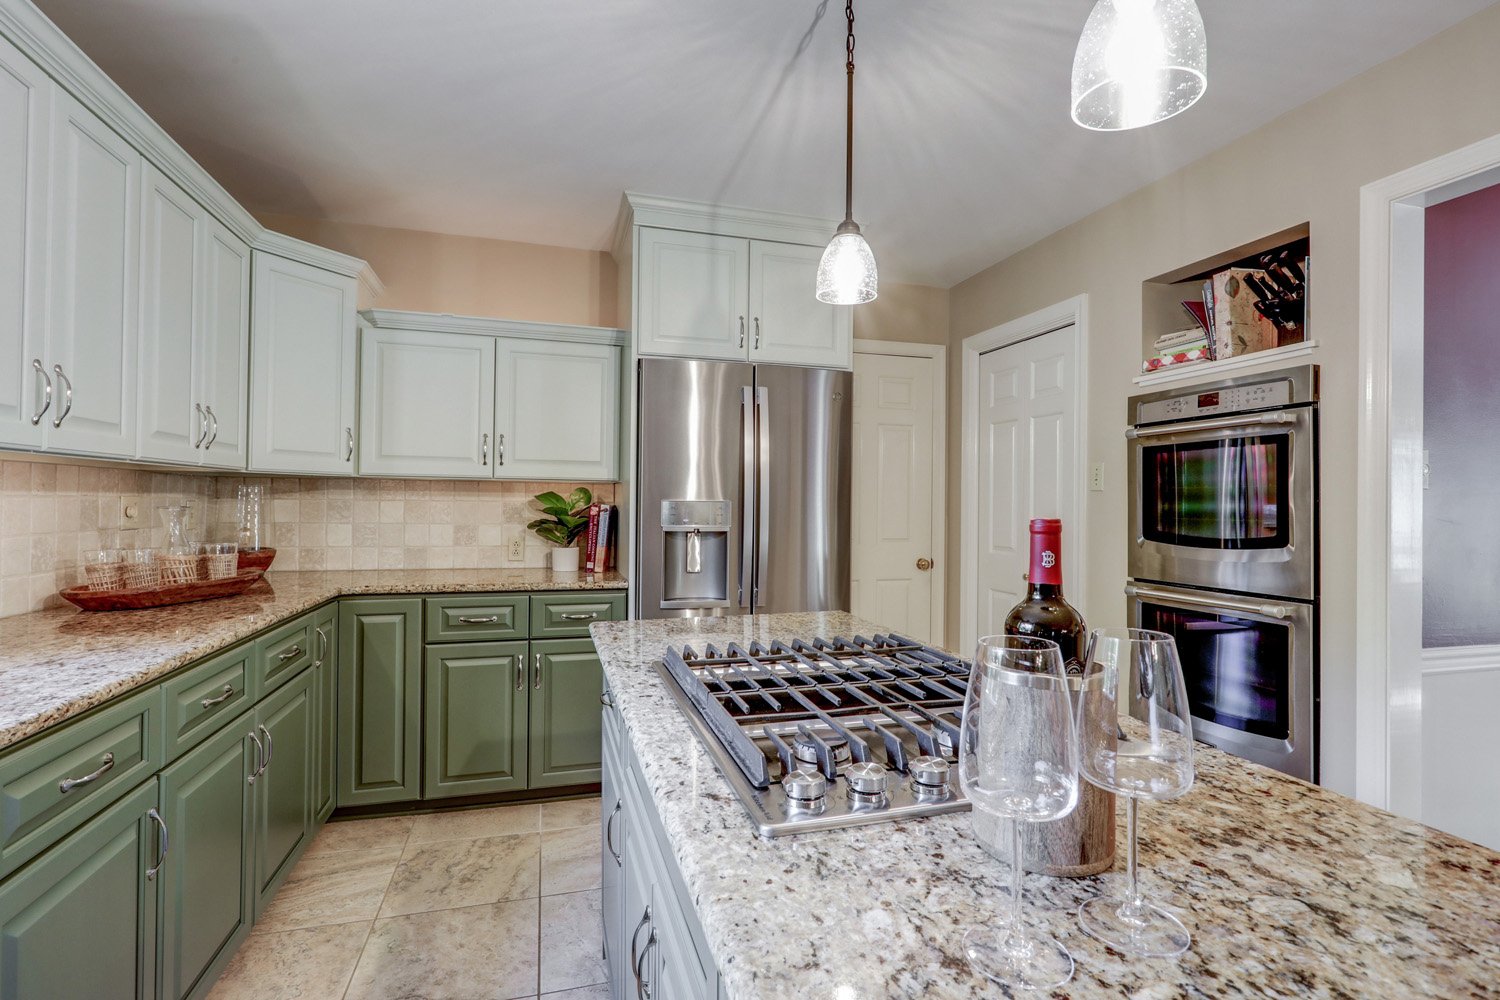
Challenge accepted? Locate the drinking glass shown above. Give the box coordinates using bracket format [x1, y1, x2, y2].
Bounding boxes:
[958, 635, 1080, 991]
[235, 485, 267, 552]
[1076, 627, 1196, 957]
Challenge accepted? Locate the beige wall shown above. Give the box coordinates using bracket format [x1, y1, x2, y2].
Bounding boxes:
[853, 281, 950, 346]
[255, 213, 619, 328]
[946, 3, 1500, 796]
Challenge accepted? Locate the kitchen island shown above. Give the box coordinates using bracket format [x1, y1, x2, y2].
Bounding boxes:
[593, 611, 1500, 999]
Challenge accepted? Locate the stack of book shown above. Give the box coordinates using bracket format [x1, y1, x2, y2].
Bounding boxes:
[583, 502, 617, 574]
[1141, 328, 1210, 373]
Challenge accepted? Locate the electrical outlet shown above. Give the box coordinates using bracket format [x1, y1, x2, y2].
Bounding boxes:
[1089, 462, 1105, 492]
[119, 495, 143, 527]
[507, 536, 525, 562]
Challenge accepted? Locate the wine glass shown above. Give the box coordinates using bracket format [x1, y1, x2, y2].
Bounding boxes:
[1076, 627, 1196, 957]
[958, 635, 1080, 991]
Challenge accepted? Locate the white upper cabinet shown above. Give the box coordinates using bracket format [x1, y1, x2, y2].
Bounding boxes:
[197, 215, 251, 468]
[635, 228, 749, 361]
[748, 240, 851, 368]
[494, 338, 620, 481]
[0, 33, 49, 450]
[138, 163, 203, 464]
[359, 327, 495, 478]
[249, 252, 358, 475]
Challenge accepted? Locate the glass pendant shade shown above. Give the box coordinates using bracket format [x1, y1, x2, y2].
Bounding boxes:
[1071, 0, 1207, 131]
[816, 222, 878, 305]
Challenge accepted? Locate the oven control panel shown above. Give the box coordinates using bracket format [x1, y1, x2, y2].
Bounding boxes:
[1137, 379, 1292, 424]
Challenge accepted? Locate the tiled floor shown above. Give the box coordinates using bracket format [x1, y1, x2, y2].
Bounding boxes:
[208, 797, 607, 1000]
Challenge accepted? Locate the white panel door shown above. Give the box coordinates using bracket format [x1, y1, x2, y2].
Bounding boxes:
[494, 338, 620, 481]
[44, 89, 139, 458]
[635, 228, 748, 361]
[975, 326, 1079, 638]
[358, 328, 494, 478]
[197, 216, 250, 469]
[748, 240, 852, 370]
[0, 35, 50, 449]
[137, 163, 203, 465]
[851, 352, 938, 642]
[249, 252, 357, 475]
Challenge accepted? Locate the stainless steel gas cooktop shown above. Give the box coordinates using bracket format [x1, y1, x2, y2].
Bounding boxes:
[655, 634, 972, 837]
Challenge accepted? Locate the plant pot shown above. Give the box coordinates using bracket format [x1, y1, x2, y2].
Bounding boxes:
[551, 547, 581, 573]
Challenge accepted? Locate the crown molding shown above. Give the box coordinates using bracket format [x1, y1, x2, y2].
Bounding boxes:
[361, 309, 628, 347]
[620, 191, 839, 249]
[253, 228, 382, 292]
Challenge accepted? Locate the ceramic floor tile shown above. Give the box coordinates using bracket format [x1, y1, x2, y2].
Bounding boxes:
[254, 846, 403, 933]
[540, 890, 606, 995]
[542, 986, 609, 999]
[344, 898, 540, 1000]
[304, 815, 413, 857]
[407, 802, 541, 844]
[540, 825, 601, 896]
[540, 797, 601, 831]
[380, 832, 541, 917]
[206, 920, 369, 1000]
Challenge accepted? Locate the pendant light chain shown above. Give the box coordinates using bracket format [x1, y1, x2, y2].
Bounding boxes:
[843, 0, 856, 224]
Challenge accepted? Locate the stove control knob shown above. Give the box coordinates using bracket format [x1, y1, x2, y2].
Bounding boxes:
[909, 755, 950, 795]
[846, 761, 889, 795]
[782, 767, 828, 803]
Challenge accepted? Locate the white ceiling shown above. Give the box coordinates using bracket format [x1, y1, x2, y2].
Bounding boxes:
[33, 0, 1498, 286]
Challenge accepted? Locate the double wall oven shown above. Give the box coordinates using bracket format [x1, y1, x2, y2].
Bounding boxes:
[1127, 365, 1319, 781]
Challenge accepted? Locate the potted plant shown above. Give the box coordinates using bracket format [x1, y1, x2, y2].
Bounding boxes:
[527, 487, 592, 572]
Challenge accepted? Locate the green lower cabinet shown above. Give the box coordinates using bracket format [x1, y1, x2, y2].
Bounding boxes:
[253, 668, 315, 918]
[528, 638, 605, 788]
[311, 606, 338, 823]
[338, 598, 422, 807]
[158, 712, 255, 1000]
[423, 641, 530, 799]
[0, 780, 160, 999]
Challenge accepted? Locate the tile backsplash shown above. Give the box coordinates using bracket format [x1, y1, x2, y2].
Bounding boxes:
[0, 457, 616, 618]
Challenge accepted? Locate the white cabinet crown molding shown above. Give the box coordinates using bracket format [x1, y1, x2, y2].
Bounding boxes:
[613, 192, 841, 257]
[360, 309, 627, 347]
[253, 230, 383, 296]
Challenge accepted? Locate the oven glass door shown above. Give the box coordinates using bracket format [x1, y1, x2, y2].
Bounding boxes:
[1142, 432, 1289, 550]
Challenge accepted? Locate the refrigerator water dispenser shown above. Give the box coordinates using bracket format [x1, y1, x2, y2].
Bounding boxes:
[660, 500, 731, 609]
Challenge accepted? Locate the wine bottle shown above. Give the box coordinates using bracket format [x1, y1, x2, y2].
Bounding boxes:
[1004, 518, 1086, 674]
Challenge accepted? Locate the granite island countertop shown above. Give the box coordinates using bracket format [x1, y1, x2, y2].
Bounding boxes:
[591, 611, 1500, 1000]
[0, 567, 625, 752]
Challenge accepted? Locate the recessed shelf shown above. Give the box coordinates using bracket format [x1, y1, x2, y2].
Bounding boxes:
[1132, 340, 1319, 387]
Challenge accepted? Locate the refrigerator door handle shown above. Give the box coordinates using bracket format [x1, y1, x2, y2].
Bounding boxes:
[740, 386, 755, 607]
[755, 385, 770, 607]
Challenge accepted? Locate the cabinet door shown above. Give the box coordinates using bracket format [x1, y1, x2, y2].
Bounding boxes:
[600, 719, 626, 999]
[254, 667, 314, 918]
[197, 216, 250, 469]
[359, 327, 494, 478]
[248, 252, 357, 475]
[44, 88, 139, 458]
[312, 607, 338, 823]
[747, 240, 852, 370]
[422, 640, 529, 799]
[158, 712, 255, 1000]
[137, 162, 203, 465]
[0, 780, 158, 1000]
[635, 228, 748, 361]
[0, 34, 49, 450]
[494, 338, 619, 480]
[528, 638, 604, 788]
[337, 598, 422, 807]
[620, 819, 655, 1000]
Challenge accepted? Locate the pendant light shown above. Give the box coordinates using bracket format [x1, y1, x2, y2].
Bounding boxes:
[816, 0, 878, 305]
[1071, 0, 1207, 132]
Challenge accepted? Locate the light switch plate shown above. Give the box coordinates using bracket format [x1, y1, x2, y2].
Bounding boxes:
[1089, 462, 1105, 492]
[119, 495, 143, 527]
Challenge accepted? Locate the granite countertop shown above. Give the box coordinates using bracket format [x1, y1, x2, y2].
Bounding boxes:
[0, 568, 626, 752]
[591, 611, 1500, 1000]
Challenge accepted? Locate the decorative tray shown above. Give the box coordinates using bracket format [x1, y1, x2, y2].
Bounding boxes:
[60, 569, 267, 612]
[237, 547, 276, 572]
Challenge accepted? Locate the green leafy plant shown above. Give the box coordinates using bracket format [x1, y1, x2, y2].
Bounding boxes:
[526, 487, 593, 547]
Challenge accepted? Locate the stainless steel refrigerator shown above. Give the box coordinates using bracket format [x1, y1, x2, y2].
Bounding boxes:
[636, 358, 851, 619]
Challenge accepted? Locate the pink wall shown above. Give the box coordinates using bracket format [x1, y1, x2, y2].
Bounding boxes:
[1423, 182, 1500, 646]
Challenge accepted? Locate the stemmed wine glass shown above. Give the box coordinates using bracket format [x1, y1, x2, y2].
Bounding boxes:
[958, 635, 1080, 991]
[1076, 627, 1196, 957]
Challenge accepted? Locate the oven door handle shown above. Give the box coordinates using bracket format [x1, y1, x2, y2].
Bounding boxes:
[1126, 411, 1296, 439]
[1126, 584, 1296, 620]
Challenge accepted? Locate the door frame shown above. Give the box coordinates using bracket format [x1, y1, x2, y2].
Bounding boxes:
[852, 339, 948, 646]
[958, 295, 1089, 654]
[1355, 131, 1500, 814]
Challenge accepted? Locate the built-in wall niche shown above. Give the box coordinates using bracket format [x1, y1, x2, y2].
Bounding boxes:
[1139, 224, 1312, 383]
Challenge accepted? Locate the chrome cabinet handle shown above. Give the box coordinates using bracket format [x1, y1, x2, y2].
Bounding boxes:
[247, 729, 264, 784]
[533, 652, 543, 689]
[205, 405, 218, 448]
[482, 432, 489, 466]
[635, 932, 657, 1000]
[1126, 411, 1296, 439]
[458, 615, 500, 625]
[314, 626, 328, 668]
[58, 752, 115, 793]
[146, 808, 169, 881]
[51, 364, 72, 428]
[600, 691, 613, 707]
[258, 724, 273, 776]
[739, 386, 754, 607]
[30, 359, 51, 425]
[515, 657, 524, 691]
[345, 427, 354, 461]
[753, 316, 761, 350]
[1124, 583, 1296, 621]
[497, 433, 505, 466]
[194, 403, 208, 448]
[559, 612, 598, 621]
[605, 801, 622, 865]
[277, 645, 303, 662]
[629, 907, 651, 996]
[200, 684, 235, 709]
[738, 315, 745, 349]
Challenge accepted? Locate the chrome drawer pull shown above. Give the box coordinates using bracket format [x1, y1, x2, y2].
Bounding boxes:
[314, 626, 328, 668]
[194, 403, 208, 448]
[534, 652, 543, 689]
[600, 691, 613, 708]
[258, 724, 273, 775]
[204, 405, 219, 448]
[58, 752, 115, 793]
[201, 684, 235, 709]
[29, 359, 51, 425]
[636, 932, 657, 999]
[276, 645, 303, 662]
[559, 612, 599, 621]
[605, 801, 622, 865]
[146, 808, 169, 881]
[51, 364, 73, 428]
[628, 907, 651, 994]
[247, 729, 264, 784]
[457, 615, 500, 625]
[515, 658, 524, 692]
[345, 427, 355, 461]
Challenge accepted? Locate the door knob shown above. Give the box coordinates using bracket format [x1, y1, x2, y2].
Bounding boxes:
[916, 557, 933, 572]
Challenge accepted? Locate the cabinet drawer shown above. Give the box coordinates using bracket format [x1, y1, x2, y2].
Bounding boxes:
[530, 591, 626, 638]
[161, 642, 253, 762]
[255, 612, 315, 695]
[0, 686, 161, 880]
[424, 595, 528, 643]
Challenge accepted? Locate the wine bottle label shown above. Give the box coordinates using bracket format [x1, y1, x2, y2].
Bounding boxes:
[1029, 517, 1064, 586]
